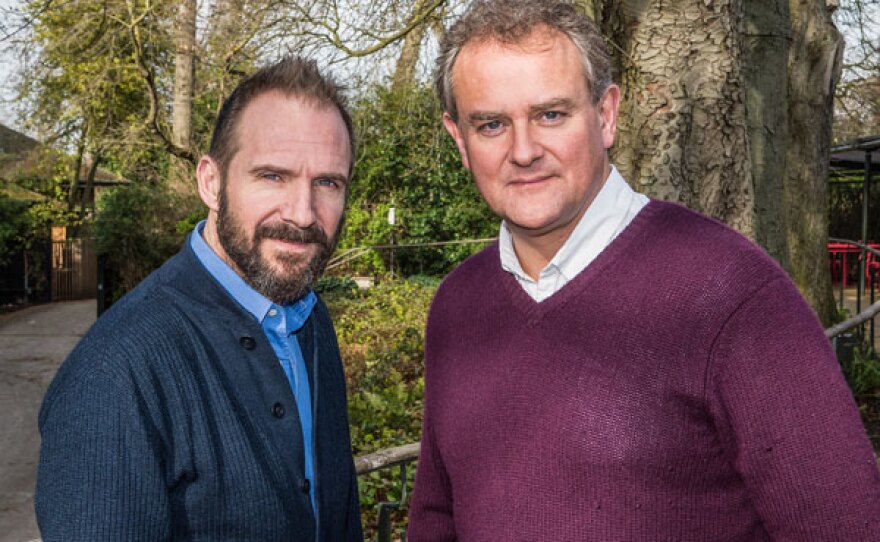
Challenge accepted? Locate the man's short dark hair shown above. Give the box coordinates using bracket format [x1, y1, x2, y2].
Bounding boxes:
[436, 0, 613, 122]
[209, 56, 355, 176]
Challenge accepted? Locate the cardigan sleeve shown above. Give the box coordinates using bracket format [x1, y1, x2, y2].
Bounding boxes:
[708, 277, 880, 540]
[35, 355, 171, 541]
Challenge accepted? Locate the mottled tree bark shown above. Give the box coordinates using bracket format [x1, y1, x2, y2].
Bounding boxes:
[585, 0, 839, 323]
[392, 0, 445, 91]
[607, 0, 756, 236]
[742, 0, 791, 271]
[172, 0, 197, 150]
[779, 0, 842, 322]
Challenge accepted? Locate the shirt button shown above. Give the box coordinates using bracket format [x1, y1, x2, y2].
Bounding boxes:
[268, 308, 278, 317]
[271, 402, 285, 418]
[300, 479, 311, 494]
[239, 336, 256, 350]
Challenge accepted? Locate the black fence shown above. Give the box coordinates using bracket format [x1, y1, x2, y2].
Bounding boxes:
[0, 239, 52, 306]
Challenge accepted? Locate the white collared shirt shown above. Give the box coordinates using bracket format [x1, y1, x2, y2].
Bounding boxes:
[499, 166, 649, 302]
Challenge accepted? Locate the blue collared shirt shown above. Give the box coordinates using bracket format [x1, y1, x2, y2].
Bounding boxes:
[190, 221, 317, 513]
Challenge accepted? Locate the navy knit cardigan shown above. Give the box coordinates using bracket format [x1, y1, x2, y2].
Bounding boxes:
[36, 240, 362, 541]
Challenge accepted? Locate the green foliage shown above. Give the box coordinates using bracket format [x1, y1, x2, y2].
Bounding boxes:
[843, 345, 880, 396]
[828, 178, 880, 241]
[313, 276, 360, 295]
[21, 0, 170, 180]
[95, 182, 199, 301]
[0, 194, 32, 265]
[325, 278, 433, 451]
[323, 278, 436, 536]
[341, 84, 497, 277]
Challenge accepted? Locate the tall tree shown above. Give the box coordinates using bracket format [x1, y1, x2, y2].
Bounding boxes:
[581, 0, 841, 322]
[172, 0, 197, 150]
[391, 0, 446, 91]
[832, 0, 880, 141]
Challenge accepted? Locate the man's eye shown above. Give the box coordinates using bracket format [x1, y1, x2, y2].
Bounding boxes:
[314, 178, 340, 189]
[477, 120, 504, 135]
[261, 172, 282, 181]
[541, 111, 565, 123]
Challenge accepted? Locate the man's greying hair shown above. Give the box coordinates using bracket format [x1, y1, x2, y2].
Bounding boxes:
[209, 56, 355, 176]
[435, 0, 612, 122]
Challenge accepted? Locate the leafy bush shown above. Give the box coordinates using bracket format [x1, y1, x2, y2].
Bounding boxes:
[323, 278, 436, 537]
[0, 194, 32, 266]
[340, 84, 498, 277]
[94, 182, 200, 302]
[843, 345, 880, 396]
[313, 276, 359, 296]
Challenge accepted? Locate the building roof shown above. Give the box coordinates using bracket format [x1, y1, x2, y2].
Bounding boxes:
[830, 136, 880, 176]
[0, 123, 129, 188]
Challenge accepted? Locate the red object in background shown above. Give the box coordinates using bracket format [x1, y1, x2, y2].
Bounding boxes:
[828, 242, 880, 288]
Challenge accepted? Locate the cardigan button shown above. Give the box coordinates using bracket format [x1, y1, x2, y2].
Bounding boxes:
[271, 402, 285, 418]
[300, 479, 311, 494]
[239, 336, 256, 350]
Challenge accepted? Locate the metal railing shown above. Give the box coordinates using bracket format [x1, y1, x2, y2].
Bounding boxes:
[826, 238, 880, 349]
[355, 442, 420, 542]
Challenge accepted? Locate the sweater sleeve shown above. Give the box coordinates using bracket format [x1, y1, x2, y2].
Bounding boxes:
[708, 277, 880, 540]
[35, 353, 171, 541]
[407, 407, 456, 542]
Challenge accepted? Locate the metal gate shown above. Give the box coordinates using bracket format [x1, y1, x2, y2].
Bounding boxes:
[51, 238, 97, 301]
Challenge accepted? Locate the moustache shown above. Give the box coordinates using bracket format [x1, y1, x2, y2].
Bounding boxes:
[255, 222, 331, 249]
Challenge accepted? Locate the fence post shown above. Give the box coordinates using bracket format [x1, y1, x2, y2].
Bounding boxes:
[376, 462, 409, 542]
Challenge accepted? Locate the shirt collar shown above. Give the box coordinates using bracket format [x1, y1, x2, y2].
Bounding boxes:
[499, 165, 639, 283]
[190, 220, 316, 332]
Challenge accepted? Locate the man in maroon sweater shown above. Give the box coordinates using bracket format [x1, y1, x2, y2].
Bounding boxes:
[408, 1, 880, 540]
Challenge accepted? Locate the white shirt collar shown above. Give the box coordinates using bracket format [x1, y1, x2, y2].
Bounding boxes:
[499, 165, 648, 302]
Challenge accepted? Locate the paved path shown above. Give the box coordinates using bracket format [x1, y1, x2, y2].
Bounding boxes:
[0, 300, 96, 542]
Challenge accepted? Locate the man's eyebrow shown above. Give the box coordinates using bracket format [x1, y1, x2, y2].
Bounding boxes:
[248, 165, 349, 183]
[530, 98, 577, 114]
[249, 164, 294, 176]
[466, 111, 507, 124]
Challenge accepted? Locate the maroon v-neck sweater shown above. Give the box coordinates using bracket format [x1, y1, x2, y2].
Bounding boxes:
[409, 201, 880, 541]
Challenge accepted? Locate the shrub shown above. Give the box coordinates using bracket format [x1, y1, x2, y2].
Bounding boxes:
[339, 84, 498, 277]
[94, 182, 200, 302]
[322, 277, 436, 537]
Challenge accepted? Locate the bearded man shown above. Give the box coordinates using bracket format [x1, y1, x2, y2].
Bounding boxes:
[35, 57, 362, 541]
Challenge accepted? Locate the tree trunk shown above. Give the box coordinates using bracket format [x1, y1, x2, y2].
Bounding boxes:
[391, 0, 440, 91]
[172, 0, 197, 150]
[589, 0, 839, 323]
[78, 152, 101, 223]
[607, 0, 756, 236]
[779, 0, 841, 322]
[741, 0, 792, 272]
[68, 129, 87, 213]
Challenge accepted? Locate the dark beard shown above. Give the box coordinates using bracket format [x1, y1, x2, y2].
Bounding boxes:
[216, 191, 339, 305]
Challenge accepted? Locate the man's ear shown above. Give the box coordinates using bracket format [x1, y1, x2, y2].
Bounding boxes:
[442, 112, 470, 170]
[196, 156, 222, 212]
[598, 84, 621, 149]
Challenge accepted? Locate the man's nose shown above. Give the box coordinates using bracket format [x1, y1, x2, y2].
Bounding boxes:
[279, 183, 316, 228]
[509, 123, 544, 167]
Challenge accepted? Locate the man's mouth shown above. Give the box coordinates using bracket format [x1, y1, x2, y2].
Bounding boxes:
[510, 174, 553, 185]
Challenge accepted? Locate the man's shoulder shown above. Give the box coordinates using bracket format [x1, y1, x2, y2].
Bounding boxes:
[437, 241, 501, 293]
[633, 200, 798, 320]
[97, 248, 197, 331]
[50, 248, 215, 385]
[642, 200, 783, 275]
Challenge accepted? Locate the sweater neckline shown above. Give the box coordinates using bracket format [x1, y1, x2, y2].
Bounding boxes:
[498, 199, 662, 323]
